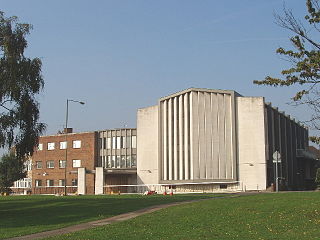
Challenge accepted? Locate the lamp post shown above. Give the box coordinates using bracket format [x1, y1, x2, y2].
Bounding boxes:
[64, 99, 85, 196]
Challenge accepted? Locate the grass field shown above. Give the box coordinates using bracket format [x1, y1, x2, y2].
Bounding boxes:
[0, 193, 217, 239]
[45, 192, 320, 240]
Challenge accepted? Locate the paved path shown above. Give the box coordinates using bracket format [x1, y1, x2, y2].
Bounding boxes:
[7, 193, 250, 240]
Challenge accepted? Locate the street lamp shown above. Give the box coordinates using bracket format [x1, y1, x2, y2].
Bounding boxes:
[64, 99, 85, 195]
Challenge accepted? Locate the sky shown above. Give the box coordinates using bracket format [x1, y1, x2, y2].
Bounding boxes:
[0, 0, 313, 137]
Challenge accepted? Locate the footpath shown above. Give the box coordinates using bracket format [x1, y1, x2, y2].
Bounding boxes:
[7, 193, 253, 240]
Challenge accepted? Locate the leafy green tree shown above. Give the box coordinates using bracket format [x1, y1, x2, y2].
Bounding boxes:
[0, 151, 25, 194]
[0, 11, 45, 158]
[254, 0, 320, 140]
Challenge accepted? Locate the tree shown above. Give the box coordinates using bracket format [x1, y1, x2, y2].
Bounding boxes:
[0, 151, 26, 194]
[254, 0, 320, 141]
[0, 11, 45, 158]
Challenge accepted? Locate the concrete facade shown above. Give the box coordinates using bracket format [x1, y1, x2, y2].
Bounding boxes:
[237, 97, 267, 191]
[12, 88, 317, 195]
[137, 105, 159, 185]
[136, 88, 316, 191]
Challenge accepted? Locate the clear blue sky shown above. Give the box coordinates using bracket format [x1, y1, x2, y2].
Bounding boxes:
[1, 0, 311, 135]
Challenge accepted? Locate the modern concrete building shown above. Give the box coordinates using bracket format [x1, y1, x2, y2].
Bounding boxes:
[137, 88, 317, 191]
[95, 129, 137, 194]
[11, 88, 318, 194]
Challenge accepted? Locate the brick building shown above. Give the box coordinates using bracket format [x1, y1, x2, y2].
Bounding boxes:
[31, 129, 98, 194]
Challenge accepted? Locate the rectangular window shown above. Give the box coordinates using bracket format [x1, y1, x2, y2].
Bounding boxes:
[60, 141, 67, 149]
[112, 137, 116, 149]
[103, 137, 106, 149]
[120, 136, 125, 148]
[72, 159, 81, 168]
[47, 142, 55, 150]
[116, 155, 121, 168]
[59, 160, 66, 168]
[102, 156, 107, 168]
[36, 161, 42, 169]
[131, 136, 137, 148]
[72, 179, 78, 186]
[116, 137, 121, 149]
[126, 136, 131, 149]
[35, 179, 42, 187]
[59, 179, 65, 186]
[132, 155, 136, 167]
[111, 156, 115, 168]
[73, 140, 81, 149]
[46, 160, 54, 168]
[46, 179, 54, 187]
[38, 144, 43, 151]
[107, 137, 111, 149]
[121, 155, 126, 168]
[25, 160, 32, 171]
[107, 156, 111, 168]
[126, 156, 131, 168]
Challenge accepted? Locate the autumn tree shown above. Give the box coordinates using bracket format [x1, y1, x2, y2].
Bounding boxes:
[254, 0, 320, 141]
[0, 11, 45, 159]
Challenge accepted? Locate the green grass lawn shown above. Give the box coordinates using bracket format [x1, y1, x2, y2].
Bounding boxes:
[0, 193, 218, 239]
[45, 192, 320, 240]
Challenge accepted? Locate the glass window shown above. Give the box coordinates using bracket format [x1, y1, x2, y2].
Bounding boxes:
[46, 160, 54, 168]
[126, 136, 131, 149]
[46, 179, 54, 187]
[72, 159, 81, 168]
[38, 144, 43, 151]
[111, 156, 115, 168]
[103, 137, 106, 149]
[112, 137, 116, 149]
[59, 179, 65, 186]
[132, 155, 136, 167]
[25, 160, 32, 171]
[36, 161, 42, 169]
[107, 137, 111, 149]
[102, 156, 107, 168]
[72, 179, 78, 186]
[60, 141, 67, 149]
[73, 140, 81, 149]
[116, 155, 121, 168]
[116, 137, 121, 149]
[98, 138, 102, 149]
[131, 136, 137, 148]
[59, 160, 66, 168]
[107, 156, 111, 168]
[121, 155, 126, 168]
[121, 136, 126, 148]
[126, 156, 131, 168]
[35, 179, 42, 187]
[47, 142, 55, 150]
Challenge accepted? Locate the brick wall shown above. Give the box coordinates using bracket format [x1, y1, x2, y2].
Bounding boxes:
[31, 131, 98, 194]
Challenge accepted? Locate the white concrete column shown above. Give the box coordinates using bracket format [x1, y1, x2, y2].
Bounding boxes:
[163, 101, 168, 180]
[95, 167, 104, 195]
[78, 167, 86, 195]
[168, 98, 173, 180]
[178, 95, 184, 180]
[184, 93, 190, 180]
[173, 97, 178, 180]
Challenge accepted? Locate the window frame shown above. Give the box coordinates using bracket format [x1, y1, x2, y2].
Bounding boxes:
[60, 141, 67, 150]
[72, 140, 81, 149]
[72, 159, 81, 168]
[47, 142, 55, 150]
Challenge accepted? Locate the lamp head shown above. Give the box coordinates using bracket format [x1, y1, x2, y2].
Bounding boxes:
[79, 101, 85, 105]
